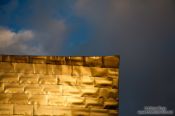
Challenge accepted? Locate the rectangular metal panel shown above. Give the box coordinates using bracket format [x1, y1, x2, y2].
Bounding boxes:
[0, 55, 119, 116]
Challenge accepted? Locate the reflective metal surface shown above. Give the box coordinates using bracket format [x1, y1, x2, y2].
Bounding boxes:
[0, 55, 119, 116]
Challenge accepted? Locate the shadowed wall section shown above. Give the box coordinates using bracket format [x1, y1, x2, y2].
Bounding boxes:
[0, 55, 119, 116]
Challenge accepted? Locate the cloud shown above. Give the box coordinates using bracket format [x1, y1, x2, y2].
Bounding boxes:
[0, 0, 70, 55]
[0, 27, 44, 54]
[74, 0, 175, 53]
[19, 0, 69, 54]
[31, 19, 68, 54]
[0, 1, 175, 114]
[73, 0, 175, 115]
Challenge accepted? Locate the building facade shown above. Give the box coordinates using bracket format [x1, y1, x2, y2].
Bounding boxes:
[0, 55, 119, 116]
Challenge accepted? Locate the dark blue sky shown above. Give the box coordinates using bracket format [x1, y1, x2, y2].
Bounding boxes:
[0, 0, 93, 54]
[0, 0, 175, 115]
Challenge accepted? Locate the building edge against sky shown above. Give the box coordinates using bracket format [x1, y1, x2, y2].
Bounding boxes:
[0, 55, 119, 116]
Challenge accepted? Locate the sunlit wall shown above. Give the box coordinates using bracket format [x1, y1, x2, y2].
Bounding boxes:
[0, 55, 119, 116]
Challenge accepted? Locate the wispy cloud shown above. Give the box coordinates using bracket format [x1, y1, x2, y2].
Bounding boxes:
[0, 0, 70, 55]
[24, 0, 69, 54]
[0, 27, 44, 54]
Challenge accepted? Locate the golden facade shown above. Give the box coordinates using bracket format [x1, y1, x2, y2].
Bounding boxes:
[0, 55, 119, 116]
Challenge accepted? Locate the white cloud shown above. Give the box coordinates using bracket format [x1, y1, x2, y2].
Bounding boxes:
[0, 27, 44, 55]
[0, 0, 70, 55]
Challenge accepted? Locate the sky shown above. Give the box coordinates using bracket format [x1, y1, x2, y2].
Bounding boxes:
[0, 0, 175, 115]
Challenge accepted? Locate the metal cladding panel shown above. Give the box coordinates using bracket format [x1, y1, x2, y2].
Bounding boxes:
[0, 55, 119, 116]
